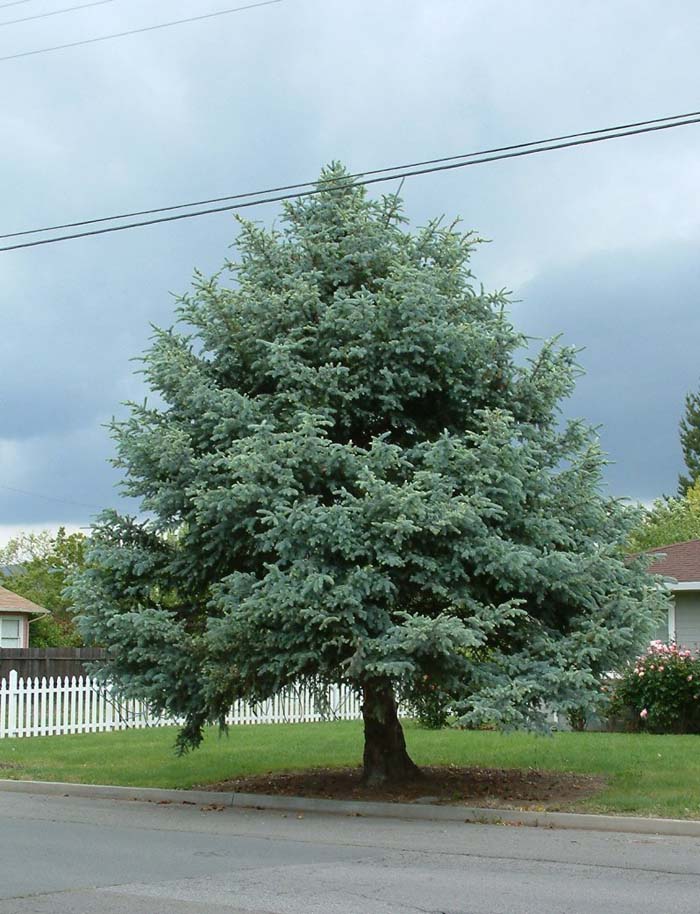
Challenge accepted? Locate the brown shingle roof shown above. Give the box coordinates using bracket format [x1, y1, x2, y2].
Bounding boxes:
[644, 539, 700, 583]
[0, 585, 49, 615]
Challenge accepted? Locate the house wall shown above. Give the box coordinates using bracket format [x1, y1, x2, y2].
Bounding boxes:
[652, 616, 670, 643]
[673, 591, 700, 649]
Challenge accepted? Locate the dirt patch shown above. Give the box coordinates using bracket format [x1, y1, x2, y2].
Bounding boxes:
[204, 765, 604, 809]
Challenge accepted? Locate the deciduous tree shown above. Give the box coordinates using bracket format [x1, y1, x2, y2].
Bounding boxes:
[629, 480, 700, 552]
[0, 527, 86, 646]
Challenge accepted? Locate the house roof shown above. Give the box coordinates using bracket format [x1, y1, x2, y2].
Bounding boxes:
[644, 539, 700, 584]
[0, 585, 49, 615]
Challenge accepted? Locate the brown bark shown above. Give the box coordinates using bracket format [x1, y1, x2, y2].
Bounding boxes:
[361, 679, 422, 785]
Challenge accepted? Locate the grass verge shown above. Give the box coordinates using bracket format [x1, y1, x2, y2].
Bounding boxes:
[1, 720, 699, 819]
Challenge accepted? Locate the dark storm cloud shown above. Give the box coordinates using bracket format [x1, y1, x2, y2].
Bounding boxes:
[514, 243, 700, 501]
[2, 0, 700, 537]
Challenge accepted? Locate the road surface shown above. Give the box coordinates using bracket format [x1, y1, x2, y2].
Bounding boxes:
[2, 790, 700, 913]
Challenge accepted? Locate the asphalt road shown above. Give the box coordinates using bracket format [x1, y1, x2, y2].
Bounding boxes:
[2, 792, 700, 913]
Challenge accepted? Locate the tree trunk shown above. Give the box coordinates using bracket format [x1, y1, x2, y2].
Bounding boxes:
[361, 679, 422, 785]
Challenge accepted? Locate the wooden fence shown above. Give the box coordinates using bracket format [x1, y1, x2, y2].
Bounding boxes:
[0, 647, 106, 681]
[0, 672, 362, 739]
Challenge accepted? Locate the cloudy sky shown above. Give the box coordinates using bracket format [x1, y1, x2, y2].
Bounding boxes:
[2, 0, 699, 544]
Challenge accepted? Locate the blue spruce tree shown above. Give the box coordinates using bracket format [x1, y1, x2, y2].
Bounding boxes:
[71, 166, 664, 783]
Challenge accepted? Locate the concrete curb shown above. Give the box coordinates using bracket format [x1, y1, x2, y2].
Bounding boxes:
[2, 778, 700, 837]
[0, 779, 233, 808]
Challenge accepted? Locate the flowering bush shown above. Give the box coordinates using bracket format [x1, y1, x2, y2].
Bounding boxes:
[609, 641, 700, 733]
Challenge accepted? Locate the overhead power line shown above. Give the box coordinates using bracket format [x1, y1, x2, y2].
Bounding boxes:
[0, 0, 283, 62]
[0, 0, 35, 9]
[2, 110, 699, 255]
[0, 0, 116, 28]
[0, 484, 102, 511]
[5, 107, 700, 243]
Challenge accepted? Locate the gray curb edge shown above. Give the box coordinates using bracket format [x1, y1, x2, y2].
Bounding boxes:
[2, 777, 700, 836]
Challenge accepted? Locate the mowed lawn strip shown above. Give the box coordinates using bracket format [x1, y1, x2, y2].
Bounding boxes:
[1, 721, 699, 819]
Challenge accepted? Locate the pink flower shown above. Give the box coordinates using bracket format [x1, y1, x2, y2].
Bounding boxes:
[689, 675, 694, 682]
[658, 665, 665, 672]
[640, 708, 649, 720]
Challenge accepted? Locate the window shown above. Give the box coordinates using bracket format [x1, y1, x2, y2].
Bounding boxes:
[0, 617, 22, 648]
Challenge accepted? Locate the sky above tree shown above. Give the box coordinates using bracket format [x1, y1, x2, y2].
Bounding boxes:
[2, 0, 700, 543]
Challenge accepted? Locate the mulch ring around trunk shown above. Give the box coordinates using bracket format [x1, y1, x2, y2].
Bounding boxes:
[204, 765, 605, 808]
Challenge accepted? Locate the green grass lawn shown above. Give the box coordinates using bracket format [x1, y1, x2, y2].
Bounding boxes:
[2, 720, 700, 819]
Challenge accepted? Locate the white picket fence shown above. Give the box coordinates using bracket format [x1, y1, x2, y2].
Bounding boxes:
[0, 670, 362, 739]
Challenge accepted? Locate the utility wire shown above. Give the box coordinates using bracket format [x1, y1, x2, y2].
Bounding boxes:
[0, 0, 283, 62]
[0, 0, 35, 9]
[5, 107, 700, 242]
[0, 484, 102, 511]
[0, 0, 116, 28]
[2, 112, 699, 254]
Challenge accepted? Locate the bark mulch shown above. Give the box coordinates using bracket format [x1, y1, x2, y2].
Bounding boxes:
[205, 765, 605, 808]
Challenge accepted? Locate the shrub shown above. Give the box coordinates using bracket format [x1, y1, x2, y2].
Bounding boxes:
[565, 707, 589, 732]
[29, 613, 83, 648]
[609, 641, 700, 733]
[405, 678, 453, 729]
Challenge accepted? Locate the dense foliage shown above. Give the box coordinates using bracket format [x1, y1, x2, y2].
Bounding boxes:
[609, 641, 700, 733]
[628, 480, 700, 552]
[0, 528, 86, 647]
[679, 384, 700, 496]
[407, 675, 454, 729]
[70, 165, 666, 781]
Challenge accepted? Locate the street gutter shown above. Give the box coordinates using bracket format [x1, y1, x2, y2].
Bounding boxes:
[2, 777, 699, 837]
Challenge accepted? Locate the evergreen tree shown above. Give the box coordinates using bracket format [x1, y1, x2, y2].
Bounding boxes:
[679, 386, 700, 495]
[70, 166, 665, 783]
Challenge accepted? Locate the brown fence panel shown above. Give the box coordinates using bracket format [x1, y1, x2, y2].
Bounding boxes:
[0, 647, 106, 681]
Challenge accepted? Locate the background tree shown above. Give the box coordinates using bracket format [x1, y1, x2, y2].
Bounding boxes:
[679, 385, 700, 495]
[629, 480, 700, 552]
[70, 166, 665, 784]
[0, 528, 86, 647]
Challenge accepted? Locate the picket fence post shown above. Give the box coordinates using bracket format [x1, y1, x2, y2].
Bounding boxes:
[7, 670, 18, 738]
